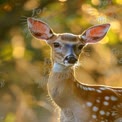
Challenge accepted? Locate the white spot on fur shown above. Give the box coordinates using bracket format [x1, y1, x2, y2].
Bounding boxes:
[92, 114, 97, 119]
[82, 86, 88, 91]
[101, 121, 105, 122]
[112, 111, 117, 116]
[80, 85, 83, 89]
[100, 110, 105, 115]
[92, 106, 99, 112]
[96, 89, 102, 93]
[86, 102, 93, 107]
[106, 112, 110, 116]
[100, 87, 106, 90]
[103, 101, 109, 106]
[88, 87, 95, 91]
[96, 99, 100, 103]
[110, 96, 118, 101]
[104, 96, 110, 101]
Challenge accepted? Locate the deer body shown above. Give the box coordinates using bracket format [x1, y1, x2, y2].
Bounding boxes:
[27, 18, 122, 122]
[48, 63, 122, 122]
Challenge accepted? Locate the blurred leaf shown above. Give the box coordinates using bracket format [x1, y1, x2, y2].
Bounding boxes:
[4, 113, 15, 122]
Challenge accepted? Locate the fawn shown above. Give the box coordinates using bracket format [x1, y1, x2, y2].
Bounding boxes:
[27, 17, 122, 122]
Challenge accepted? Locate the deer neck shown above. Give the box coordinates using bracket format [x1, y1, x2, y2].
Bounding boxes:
[51, 62, 74, 80]
[47, 62, 75, 107]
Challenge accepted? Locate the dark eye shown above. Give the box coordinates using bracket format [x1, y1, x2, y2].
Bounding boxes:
[53, 42, 60, 48]
[78, 45, 84, 50]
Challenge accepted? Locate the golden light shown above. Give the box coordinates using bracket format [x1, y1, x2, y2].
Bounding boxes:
[59, 0, 67, 2]
[11, 35, 25, 59]
[96, 16, 108, 24]
[81, 4, 99, 16]
[31, 38, 41, 48]
[23, 0, 39, 10]
[3, 4, 12, 11]
[81, 4, 91, 12]
[100, 36, 109, 44]
[120, 32, 122, 40]
[110, 20, 121, 32]
[91, 0, 100, 6]
[13, 47, 25, 59]
[4, 113, 15, 122]
[88, 8, 99, 16]
[115, 0, 122, 4]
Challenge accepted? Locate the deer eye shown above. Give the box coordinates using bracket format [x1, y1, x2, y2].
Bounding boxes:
[78, 45, 84, 50]
[53, 42, 60, 48]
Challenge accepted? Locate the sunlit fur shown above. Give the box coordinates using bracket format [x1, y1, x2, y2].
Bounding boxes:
[47, 33, 122, 122]
[27, 18, 122, 122]
[48, 33, 85, 67]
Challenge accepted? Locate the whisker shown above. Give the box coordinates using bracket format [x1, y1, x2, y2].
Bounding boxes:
[20, 16, 28, 19]
[19, 16, 28, 23]
[20, 21, 27, 24]
[19, 18, 28, 26]
[19, 18, 27, 21]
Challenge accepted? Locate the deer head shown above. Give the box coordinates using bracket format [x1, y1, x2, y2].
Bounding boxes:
[27, 17, 110, 67]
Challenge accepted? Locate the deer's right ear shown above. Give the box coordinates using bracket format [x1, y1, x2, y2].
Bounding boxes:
[80, 24, 110, 44]
[27, 17, 54, 41]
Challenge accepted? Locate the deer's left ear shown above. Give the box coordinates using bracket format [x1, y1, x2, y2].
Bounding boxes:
[27, 17, 54, 41]
[80, 24, 110, 44]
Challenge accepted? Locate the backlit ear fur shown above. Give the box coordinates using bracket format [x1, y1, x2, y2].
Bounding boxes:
[27, 17, 54, 41]
[80, 24, 110, 44]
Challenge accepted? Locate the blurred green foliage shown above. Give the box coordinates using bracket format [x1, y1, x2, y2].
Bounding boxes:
[0, 0, 122, 122]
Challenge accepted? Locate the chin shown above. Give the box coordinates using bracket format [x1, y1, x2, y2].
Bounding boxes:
[64, 63, 75, 67]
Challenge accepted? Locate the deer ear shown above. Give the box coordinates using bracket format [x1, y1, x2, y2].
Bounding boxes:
[80, 24, 110, 44]
[27, 17, 54, 41]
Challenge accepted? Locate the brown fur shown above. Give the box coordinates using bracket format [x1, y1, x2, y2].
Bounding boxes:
[27, 18, 122, 122]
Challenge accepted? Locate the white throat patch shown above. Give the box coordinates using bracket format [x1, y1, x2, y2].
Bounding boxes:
[53, 63, 67, 72]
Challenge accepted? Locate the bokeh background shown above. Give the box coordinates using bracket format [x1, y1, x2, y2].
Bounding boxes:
[0, 0, 122, 122]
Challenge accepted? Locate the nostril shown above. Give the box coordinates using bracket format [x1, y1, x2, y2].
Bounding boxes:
[65, 56, 69, 60]
[68, 57, 77, 64]
[65, 55, 77, 64]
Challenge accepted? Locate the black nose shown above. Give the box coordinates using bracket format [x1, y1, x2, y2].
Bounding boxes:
[65, 55, 77, 64]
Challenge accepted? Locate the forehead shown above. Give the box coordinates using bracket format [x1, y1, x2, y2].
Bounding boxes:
[58, 33, 80, 44]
